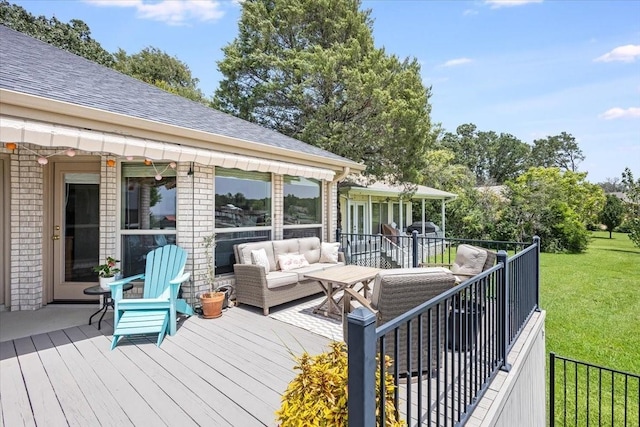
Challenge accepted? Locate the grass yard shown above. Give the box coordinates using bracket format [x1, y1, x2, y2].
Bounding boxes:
[541, 231, 640, 426]
[540, 231, 640, 373]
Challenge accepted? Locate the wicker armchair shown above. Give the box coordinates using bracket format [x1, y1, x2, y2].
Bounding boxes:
[342, 268, 457, 377]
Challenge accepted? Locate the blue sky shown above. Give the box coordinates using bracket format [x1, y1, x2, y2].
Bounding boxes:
[11, 0, 640, 184]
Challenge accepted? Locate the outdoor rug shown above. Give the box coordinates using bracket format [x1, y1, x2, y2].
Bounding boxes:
[269, 295, 343, 341]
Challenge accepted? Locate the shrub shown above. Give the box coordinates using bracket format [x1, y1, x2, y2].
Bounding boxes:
[276, 341, 404, 427]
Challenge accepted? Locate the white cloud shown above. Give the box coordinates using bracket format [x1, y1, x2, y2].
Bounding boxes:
[84, 0, 225, 26]
[463, 9, 479, 16]
[594, 45, 640, 63]
[599, 107, 640, 120]
[484, 0, 543, 8]
[441, 58, 473, 67]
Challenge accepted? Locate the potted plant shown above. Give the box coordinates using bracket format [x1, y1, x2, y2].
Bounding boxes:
[199, 234, 227, 318]
[94, 256, 121, 290]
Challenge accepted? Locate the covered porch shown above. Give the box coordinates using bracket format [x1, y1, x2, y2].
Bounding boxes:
[339, 180, 457, 238]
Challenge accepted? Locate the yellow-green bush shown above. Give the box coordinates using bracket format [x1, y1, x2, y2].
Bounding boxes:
[276, 341, 404, 427]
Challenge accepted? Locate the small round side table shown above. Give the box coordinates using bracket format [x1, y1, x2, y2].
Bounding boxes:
[83, 283, 134, 330]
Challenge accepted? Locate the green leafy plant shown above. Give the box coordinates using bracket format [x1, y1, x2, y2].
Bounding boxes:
[93, 256, 120, 278]
[276, 341, 404, 427]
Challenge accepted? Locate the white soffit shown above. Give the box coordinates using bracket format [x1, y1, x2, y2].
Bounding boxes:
[0, 116, 336, 181]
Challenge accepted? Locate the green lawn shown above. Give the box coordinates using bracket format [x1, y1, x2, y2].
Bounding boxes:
[541, 231, 640, 373]
[541, 231, 640, 425]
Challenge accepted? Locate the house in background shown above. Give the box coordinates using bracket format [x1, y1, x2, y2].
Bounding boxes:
[0, 26, 364, 311]
[339, 180, 457, 237]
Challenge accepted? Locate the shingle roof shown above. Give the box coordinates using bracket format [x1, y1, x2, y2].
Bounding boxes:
[0, 25, 354, 164]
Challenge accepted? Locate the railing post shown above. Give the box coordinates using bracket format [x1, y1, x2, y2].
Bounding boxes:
[497, 250, 511, 372]
[347, 307, 377, 427]
[412, 230, 419, 268]
[533, 235, 541, 311]
[549, 352, 556, 427]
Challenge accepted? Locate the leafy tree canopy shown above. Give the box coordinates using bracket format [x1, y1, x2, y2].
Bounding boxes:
[500, 167, 605, 253]
[113, 47, 206, 103]
[1, 1, 205, 101]
[621, 167, 640, 247]
[0, 0, 114, 66]
[599, 194, 625, 238]
[597, 177, 624, 193]
[213, 0, 434, 186]
[529, 131, 584, 172]
[438, 123, 531, 185]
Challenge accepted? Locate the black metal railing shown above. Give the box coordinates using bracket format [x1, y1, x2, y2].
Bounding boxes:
[346, 236, 541, 426]
[337, 229, 529, 270]
[549, 353, 640, 426]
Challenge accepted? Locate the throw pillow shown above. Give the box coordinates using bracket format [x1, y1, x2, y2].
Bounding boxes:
[278, 253, 310, 271]
[450, 244, 488, 276]
[251, 248, 271, 274]
[319, 242, 340, 264]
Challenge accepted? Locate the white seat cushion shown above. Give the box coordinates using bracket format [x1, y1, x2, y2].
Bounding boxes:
[265, 271, 299, 289]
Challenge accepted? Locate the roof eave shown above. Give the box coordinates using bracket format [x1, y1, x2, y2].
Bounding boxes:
[0, 88, 365, 174]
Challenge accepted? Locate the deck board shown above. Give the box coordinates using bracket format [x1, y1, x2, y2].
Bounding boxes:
[13, 336, 67, 426]
[46, 329, 135, 426]
[0, 341, 36, 427]
[77, 324, 198, 427]
[0, 305, 341, 427]
[62, 326, 167, 426]
[30, 332, 101, 426]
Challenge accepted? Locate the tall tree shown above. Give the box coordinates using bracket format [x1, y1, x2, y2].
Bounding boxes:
[598, 177, 623, 193]
[0, 0, 114, 66]
[439, 123, 530, 185]
[2, 1, 206, 102]
[213, 0, 434, 186]
[113, 48, 206, 103]
[621, 167, 640, 247]
[599, 194, 625, 238]
[530, 131, 584, 172]
[500, 167, 605, 253]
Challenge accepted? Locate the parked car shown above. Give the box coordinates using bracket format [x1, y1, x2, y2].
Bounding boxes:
[406, 221, 439, 235]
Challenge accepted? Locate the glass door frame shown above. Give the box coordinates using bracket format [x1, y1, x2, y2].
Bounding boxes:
[45, 157, 101, 302]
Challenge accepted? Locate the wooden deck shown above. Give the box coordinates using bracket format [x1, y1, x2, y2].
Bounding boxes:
[0, 305, 331, 427]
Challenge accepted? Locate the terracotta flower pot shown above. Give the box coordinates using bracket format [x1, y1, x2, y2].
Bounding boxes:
[200, 292, 225, 319]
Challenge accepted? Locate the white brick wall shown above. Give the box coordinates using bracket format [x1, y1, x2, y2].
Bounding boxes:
[3, 146, 341, 310]
[10, 145, 45, 310]
[273, 174, 283, 239]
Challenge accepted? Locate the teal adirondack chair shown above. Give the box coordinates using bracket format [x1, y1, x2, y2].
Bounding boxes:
[109, 245, 193, 350]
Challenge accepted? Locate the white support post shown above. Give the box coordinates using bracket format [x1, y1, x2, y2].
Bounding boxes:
[441, 199, 446, 236]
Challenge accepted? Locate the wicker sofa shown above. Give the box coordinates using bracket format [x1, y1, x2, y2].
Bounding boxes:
[233, 237, 345, 315]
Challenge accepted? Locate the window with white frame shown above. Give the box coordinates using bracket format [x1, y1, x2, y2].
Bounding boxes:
[214, 168, 272, 274]
[120, 163, 176, 276]
[283, 176, 322, 239]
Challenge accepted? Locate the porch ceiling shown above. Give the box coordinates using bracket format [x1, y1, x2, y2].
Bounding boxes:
[0, 115, 336, 180]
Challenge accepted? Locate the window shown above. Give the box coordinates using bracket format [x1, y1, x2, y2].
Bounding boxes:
[120, 163, 176, 276]
[283, 176, 322, 239]
[215, 169, 271, 229]
[215, 168, 272, 274]
[372, 202, 381, 235]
